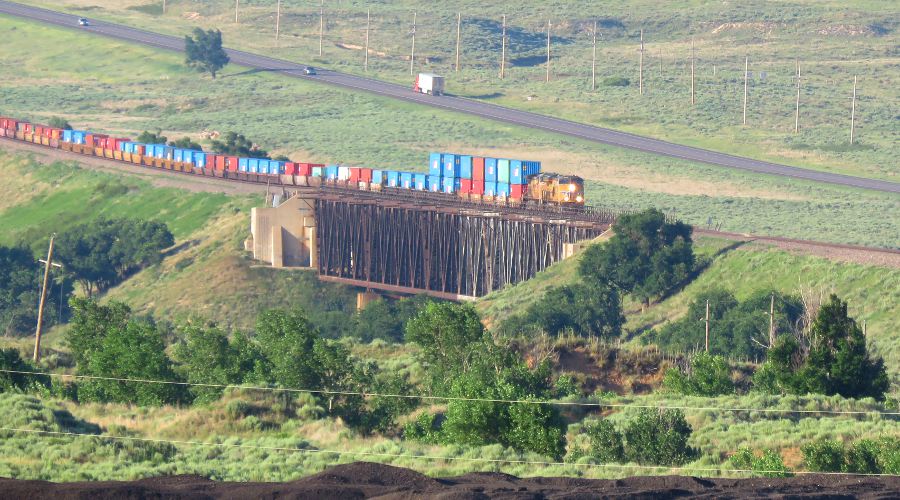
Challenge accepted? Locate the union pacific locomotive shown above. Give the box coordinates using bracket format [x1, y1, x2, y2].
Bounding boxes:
[0, 116, 586, 207]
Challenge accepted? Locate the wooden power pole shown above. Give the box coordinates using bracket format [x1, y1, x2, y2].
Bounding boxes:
[704, 299, 710, 352]
[275, 0, 281, 42]
[639, 29, 644, 95]
[794, 60, 801, 133]
[162, 0, 166, 15]
[690, 37, 695, 105]
[409, 11, 417, 75]
[850, 75, 858, 144]
[769, 293, 775, 347]
[455, 12, 462, 72]
[34, 235, 60, 363]
[499, 15, 507, 79]
[742, 56, 749, 125]
[235, 0, 239, 23]
[318, 0, 324, 57]
[545, 19, 551, 82]
[591, 21, 598, 91]
[364, 9, 370, 72]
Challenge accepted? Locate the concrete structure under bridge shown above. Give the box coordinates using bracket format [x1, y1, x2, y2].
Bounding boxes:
[248, 187, 613, 301]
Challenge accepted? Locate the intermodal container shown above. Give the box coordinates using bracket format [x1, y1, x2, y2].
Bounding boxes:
[360, 168, 373, 183]
[510, 184, 525, 199]
[429, 153, 442, 176]
[238, 158, 249, 172]
[174, 149, 185, 162]
[284, 162, 297, 175]
[510, 160, 525, 184]
[484, 157, 498, 182]
[163, 146, 175, 160]
[216, 156, 227, 171]
[205, 154, 216, 169]
[193, 152, 208, 168]
[400, 172, 414, 189]
[338, 166, 351, 180]
[428, 175, 442, 192]
[261, 159, 272, 174]
[523, 160, 541, 177]
[249, 158, 261, 173]
[471, 179, 485, 195]
[63, 129, 74, 142]
[497, 159, 511, 183]
[484, 182, 498, 196]
[497, 182, 511, 197]
[325, 165, 339, 180]
[442, 177, 460, 194]
[296, 163, 311, 176]
[312, 166, 324, 177]
[414, 173, 427, 190]
[459, 179, 472, 194]
[386, 170, 400, 187]
[348, 167, 361, 183]
[72, 131, 86, 144]
[460, 155, 473, 179]
[273, 161, 286, 175]
[443, 154, 461, 178]
[472, 156, 485, 181]
[372, 170, 384, 185]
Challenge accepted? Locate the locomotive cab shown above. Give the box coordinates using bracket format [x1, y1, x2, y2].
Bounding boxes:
[527, 173, 585, 205]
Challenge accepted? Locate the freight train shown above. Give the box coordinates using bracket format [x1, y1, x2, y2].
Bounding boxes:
[0, 116, 585, 207]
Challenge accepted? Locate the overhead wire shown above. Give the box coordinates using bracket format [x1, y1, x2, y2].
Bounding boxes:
[1, 427, 897, 478]
[2, 369, 896, 417]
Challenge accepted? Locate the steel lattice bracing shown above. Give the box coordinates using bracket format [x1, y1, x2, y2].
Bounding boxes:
[315, 198, 609, 299]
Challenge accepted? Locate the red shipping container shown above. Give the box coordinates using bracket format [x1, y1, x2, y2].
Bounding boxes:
[226, 156, 239, 172]
[24, 123, 33, 134]
[459, 179, 472, 194]
[349, 167, 361, 183]
[297, 163, 312, 176]
[135, 145, 146, 156]
[471, 180, 485, 195]
[360, 168, 373, 183]
[510, 184, 525, 199]
[472, 157, 485, 181]
[205, 153, 216, 168]
[215, 156, 227, 170]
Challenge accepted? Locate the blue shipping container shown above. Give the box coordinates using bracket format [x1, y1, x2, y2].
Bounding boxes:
[249, 159, 260, 173]
[72, 131, 85, 144]
[523, 160, 541, 177]
[238, 158, 249, 172]
[272, 161, 285, 175]
[163, 146, 175, 160]
[510, 160, 525, 184]
[259, 159, 270, 174]
[443, 154, 461, 178]
[497, 182, 511, 197]
[311, 166, 324, 177]
[372, 170, 384, 184]
[386, 171, 400, 187]
[193, 152, 207, 168]
[62, 130, 74, 143]
[428, 175, 442, 192]
[460, 155, 473, 179]
[325, 165, 339, 179]
[400, 172, 414, 189]
[484, 182, 498, 196]
[429, 153, 442, 176]
[414, 173, 427, 190]
[484, 157, 498, 182]
[442, 177, 460, 194]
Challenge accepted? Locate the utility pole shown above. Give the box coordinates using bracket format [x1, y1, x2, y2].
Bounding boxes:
[235, 0, 239, 23]
[275, 0, 281, 42]
[455, 12, 461, 72]
[162, 0, 166, 15]
[545, 19, 551, 82]
[690, 37, 695, 105]
[769, 293, 775, 347]
[409, 11, 417, 75]
[704, 299, 710, 352]
[318, 0, 324, 57]
[34, 235, 61, 363]
[364, 9, 370, 72]
[499, 15, 507, 79]
[591, 21, 598, 91]
[794, 60, 801, 133]
[639, 29, 644, 95]
[850, 75, 858, 144]
[742, 56, 749, 125]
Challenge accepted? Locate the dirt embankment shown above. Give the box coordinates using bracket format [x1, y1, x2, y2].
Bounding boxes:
[2, 462, 898, 499]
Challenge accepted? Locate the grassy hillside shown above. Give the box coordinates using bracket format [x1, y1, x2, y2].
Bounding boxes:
[1, 14, 897, 249]
[478, 236, 900, 378]
[22, 0, 899, 180]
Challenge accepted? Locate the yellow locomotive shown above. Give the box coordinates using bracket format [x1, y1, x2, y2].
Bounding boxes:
[527, 173, 585, 205]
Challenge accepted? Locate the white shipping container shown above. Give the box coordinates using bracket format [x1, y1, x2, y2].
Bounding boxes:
[416, 73, 445, 95]
[338, 166, 351, 180]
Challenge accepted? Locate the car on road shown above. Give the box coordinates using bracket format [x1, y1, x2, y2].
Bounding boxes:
[78, 17, 89, 26]
[304, 66, 317, 76]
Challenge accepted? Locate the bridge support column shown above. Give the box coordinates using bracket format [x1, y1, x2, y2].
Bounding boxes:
[356, 290, 380, 311]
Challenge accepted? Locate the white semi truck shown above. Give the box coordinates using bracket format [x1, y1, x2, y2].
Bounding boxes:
[413, 73, 445, 96]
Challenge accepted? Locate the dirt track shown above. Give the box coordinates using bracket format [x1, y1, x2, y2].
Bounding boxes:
[1, 462, 898, 499]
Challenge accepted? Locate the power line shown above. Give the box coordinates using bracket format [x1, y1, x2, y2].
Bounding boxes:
[2, 369, 895, 417]
[2, 427, 897, 478]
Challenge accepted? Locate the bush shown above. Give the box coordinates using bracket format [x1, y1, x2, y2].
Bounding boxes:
[622, 408, 697, 466]
[403, 412, 442, 444]
[584, 419, 624, 463]
[731, 448, 792, 477]
[663, 352, 734, 396]
[844, 439, 881, 474]
[602, 77, 630, 87]
[0, 348, 50, 394]
[225, 399, 252, 420]
[802, 438, 845, 472]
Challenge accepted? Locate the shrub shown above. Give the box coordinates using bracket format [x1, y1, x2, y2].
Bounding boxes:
[602, 77, 630, 87]
[663, 352, 734, 396]
[225, 399, 252, 420]
[403, 412, 442, 444]
[0, 349, 50, 394]
[731, 448, 792, 477]
[622, 409, 697, 466]
[584, 419, 624, 463]
[844, 439, 881, 474]
[802, 438, 845, 472]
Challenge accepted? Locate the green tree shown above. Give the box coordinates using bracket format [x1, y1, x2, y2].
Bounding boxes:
[0, 245, 68, 337]
[66, 298, 131, 368]
[0, 348, 50, 393]
[622, 408, 696, 466]
[209, 131, 269, 158]
[579, 209, 694, 305]
[254, 309, 320, 389]
[802, 438, 845, 472]
[184, 28, 229, 78]
[584, 419, 625, 463]
[136, 130, 168, 144]
[663, 352, 734, 397]
[353, 295, 428, 343]
[47, 117, 72, 130]
[168, 137, 204, 150]
[520, 282, 624, 338]
[756, 294, 889, 400]
[173, 322, 245, 404]
[730, 448, 792, 477]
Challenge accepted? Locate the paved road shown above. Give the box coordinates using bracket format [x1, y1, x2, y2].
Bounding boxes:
[2, 1, 899, 194]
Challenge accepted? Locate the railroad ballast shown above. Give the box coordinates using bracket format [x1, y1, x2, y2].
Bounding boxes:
[0, 116, 585, 207]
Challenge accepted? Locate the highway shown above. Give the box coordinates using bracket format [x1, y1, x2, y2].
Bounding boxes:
[2, 1, 898, 194]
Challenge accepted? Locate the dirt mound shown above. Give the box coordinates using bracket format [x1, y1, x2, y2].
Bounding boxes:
[1, 462, 899, 499]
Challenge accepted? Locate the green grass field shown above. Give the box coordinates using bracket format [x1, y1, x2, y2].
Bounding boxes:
[1, 14, 897, 248]
[18, 0, 900, 181]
